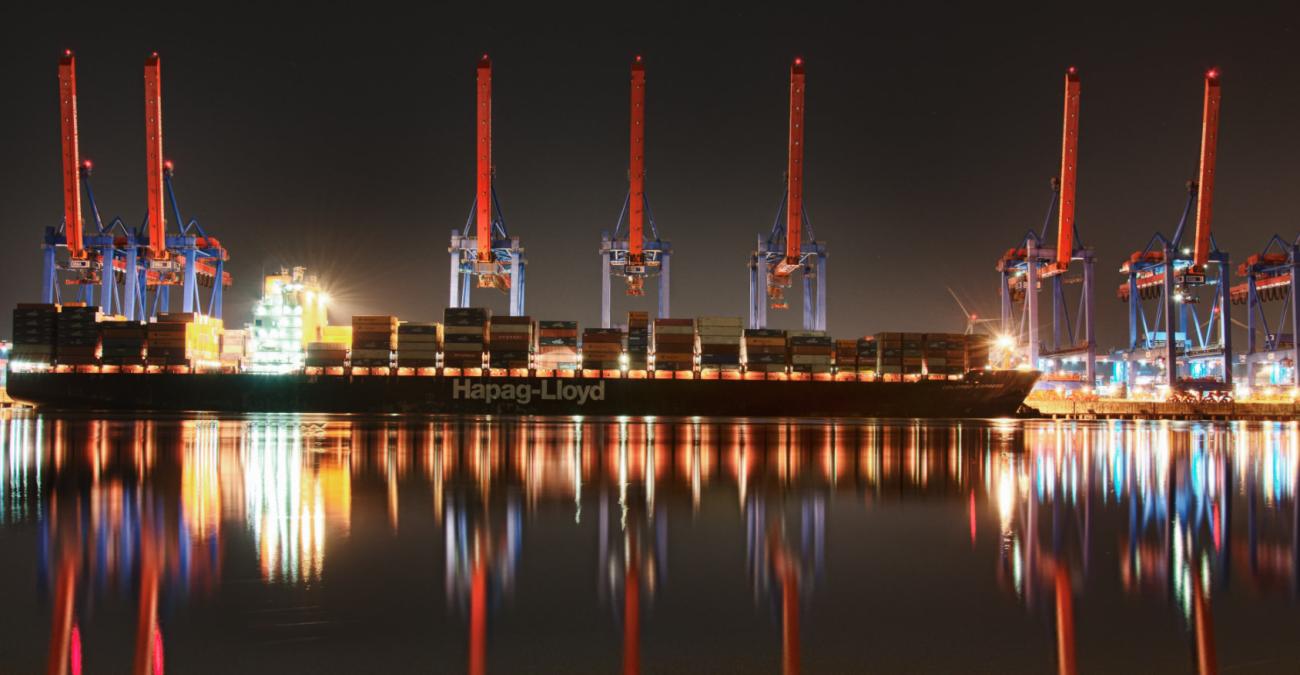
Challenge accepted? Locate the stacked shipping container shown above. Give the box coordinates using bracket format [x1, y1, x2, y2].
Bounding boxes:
[652, 318, 694, 371]
[442, 308, 489, 369]
[582, 328, 623, 371]
[56, 306, 101, 366]
[11, 304, 58, 365]
[742, 328, 787, 373]
[697, 316, 742, 370]
[397, 322, 441, 368]
[489, 316, 532, 369]
[350, 315, 397, 368]
[536, 320, 580, 370]
[626, 312, 650, 371]
[789, 331, 833, 374]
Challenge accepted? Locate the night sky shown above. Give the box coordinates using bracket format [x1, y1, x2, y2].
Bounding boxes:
[2, 4, 1299, 348]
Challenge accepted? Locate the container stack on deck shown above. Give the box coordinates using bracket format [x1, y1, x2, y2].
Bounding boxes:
[742, 328, 787, 373]
[55, 306, 101, 366]
[652, 318, 695, 372]
[306, 341, 348, 369]
[697, 316, 742, 371]
[147, 313, 221, 368]
[789, 331, 833, 374]
[351, 315, 397, 368]
[100, 319, 147, 367]
[626, 312, 650, 371]
[220, 329, 246, 370]
[536, 320, 580, 370]
[488, 316, 532, 370]
[835, 339, 858, 373]
[967, 335, 990, 370]
[11, 304, 58, 366]
[582, 328, 623, 371]
[856, 337, 878, 376]
[876, 332, 903, 377]
[442, 308, 488, 369]
[924, 333, 966, 377]
[397, 322, 441, 369]
[902, 333, 925, 376]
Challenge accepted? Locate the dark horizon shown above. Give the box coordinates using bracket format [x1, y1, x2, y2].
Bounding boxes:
[3, 4, 1299, 346]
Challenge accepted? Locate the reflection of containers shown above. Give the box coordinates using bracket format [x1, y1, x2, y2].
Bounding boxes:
[442, 308, 489, 369]
[626, 311, 650, 370]
[351, 315, 397, 367]
[489, 316, 532, 369]
[582, 328, 623, 371]
[536, 320, 579, 370]
[697, 316, 742, 369]
[743, 328, 787, 373]
[652, 318, 694, 372]
[396, 322, 441, 368]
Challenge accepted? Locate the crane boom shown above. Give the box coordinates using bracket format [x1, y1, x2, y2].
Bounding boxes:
[476, 55, 493, 263]
[1054, 67, 1081, 269]
[58, 51, 84, 258]
[144, 53, 166, 258]
[1192, 69, 1221, 269]
[629, 56, 646, 260]
[784, 58, 806, 267]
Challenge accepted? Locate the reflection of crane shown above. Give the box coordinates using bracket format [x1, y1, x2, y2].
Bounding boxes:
[445, 491, 522, 675]
[948, 287, 997, 335]
[601, 56, 671, 327]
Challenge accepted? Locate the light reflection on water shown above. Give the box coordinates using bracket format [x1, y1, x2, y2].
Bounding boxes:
[1, 413, 1299, 674]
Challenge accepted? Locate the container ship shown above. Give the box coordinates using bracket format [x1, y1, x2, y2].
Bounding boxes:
[4, 301, 1038, 418]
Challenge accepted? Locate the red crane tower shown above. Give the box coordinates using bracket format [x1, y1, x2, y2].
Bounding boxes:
[749, 58, 827, 331]
[996, 67, 1097, 387]
[1117, 70, 1231, 395]
[601, 55, 672, 327]
[450, 54, 527, 316]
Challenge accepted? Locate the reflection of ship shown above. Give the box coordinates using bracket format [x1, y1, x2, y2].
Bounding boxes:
[8, 368, 1040, 418]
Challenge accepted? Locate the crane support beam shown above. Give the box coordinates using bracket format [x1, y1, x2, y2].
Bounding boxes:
[143, 53, 167, 259]
[1192, 69, 1221, 270]
[58, 52, 84, 259]
[1053, 68, 1081, 269]
[629, 56, 647, 260]
[476, 55, 493, 263]
[784, 58, 806, 269]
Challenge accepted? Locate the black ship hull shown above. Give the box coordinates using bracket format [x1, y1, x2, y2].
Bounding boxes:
[5, 369, 1039, 418]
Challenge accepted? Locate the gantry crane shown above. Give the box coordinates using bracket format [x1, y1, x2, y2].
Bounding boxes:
[449, 55, 526, 316]
[1230, 234, 1300, 389]
[600, 56, 672, 327]
[749, 58, 827, 332]
[1117, 70, 1231, 394]
[996, 67, 1096, 387]
[41, 52, 230, 321]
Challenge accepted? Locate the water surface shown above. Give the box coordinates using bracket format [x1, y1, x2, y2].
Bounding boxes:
[1, 412, 1297, 673]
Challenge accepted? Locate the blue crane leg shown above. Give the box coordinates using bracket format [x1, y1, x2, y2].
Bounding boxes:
[658, 252, 671, 320]
[601, 251, 611, 328]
